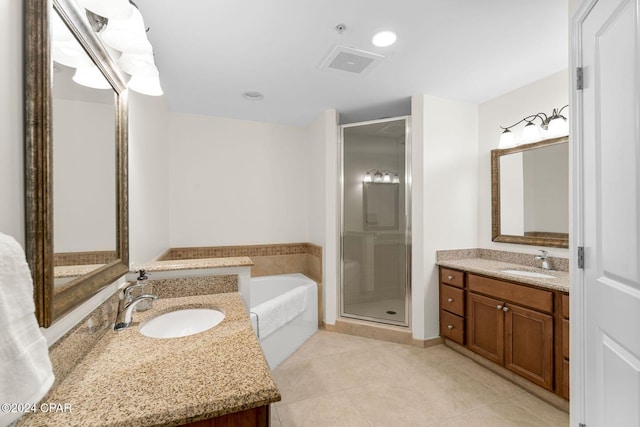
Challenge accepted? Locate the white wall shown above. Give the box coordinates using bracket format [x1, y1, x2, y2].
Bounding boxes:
[478, 69, 569, 257]
[128, 92, 171, 264]
[0, 0, 24, 246]
[168, 114, 310, 247]
[53, 99, 116, 252]
[416, 95, 480, 340]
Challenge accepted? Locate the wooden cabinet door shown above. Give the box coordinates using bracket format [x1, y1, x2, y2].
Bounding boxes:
[505, 303, 554, 391]
[467, 292, 504, 365]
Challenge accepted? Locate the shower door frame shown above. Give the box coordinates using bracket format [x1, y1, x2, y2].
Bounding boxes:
[338, 116, 412, 327]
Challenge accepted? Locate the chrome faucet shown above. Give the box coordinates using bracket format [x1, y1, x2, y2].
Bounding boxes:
[535, 250, 550, 270]
[114, 282, 157, 331]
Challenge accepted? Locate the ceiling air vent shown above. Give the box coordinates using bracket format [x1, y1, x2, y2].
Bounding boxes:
[319, 45, 384, 77]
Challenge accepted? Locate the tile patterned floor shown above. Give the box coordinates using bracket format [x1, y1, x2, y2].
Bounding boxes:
[270, 331, 569, 427]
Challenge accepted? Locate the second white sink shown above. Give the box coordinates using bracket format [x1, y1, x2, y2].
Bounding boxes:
[502, 269, 556, 279]
[139, 308, 225, 339]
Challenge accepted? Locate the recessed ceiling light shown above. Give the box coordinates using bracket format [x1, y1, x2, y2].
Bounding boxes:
[372, 30, 397, 47]
[242, 91, 264, 101]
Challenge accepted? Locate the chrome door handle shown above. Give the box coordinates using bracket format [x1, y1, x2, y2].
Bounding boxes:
[503, 306, 510, 312]
[447, 298, 454, 303]
[497, 305, 503, 310]
[447, 325, 454, 330]
[447, 275, 454, 280]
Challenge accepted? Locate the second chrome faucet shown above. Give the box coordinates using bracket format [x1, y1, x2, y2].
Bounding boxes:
[535, 249, 550, 270]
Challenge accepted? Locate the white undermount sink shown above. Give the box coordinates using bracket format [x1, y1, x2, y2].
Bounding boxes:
[139, 308, 225, 339]
[501, 269, 557, 279]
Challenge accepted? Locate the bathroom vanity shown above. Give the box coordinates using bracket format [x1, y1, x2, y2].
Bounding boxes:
[19, 292, 280, 427]
[437, 259, 569, 400]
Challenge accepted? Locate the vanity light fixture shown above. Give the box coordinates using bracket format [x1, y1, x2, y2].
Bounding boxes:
[53, 0, 163, 96]
[363, 169, 400, 184]
[372, 30, 397, 47]
[498, 105, 569, 148]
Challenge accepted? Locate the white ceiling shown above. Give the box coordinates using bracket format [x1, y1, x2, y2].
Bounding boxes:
[135, 0, 568, 126]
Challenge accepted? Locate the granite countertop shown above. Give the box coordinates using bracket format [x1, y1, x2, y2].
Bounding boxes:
[132, 257, 254, 273]
[21, 293, 280, 427]
[437, 258, 570, 293]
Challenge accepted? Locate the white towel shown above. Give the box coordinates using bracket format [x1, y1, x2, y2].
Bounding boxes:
[0, 233, 54, 427]
[251, 286, 308, 339]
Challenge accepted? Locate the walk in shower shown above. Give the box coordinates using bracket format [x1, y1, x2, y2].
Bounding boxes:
[340, 117, 410, 326]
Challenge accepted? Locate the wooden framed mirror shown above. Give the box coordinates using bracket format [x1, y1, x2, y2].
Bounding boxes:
[25, 0, 129, 327]
[491, 136, 569, 248]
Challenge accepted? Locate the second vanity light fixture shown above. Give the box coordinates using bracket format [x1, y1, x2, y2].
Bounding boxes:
[52, 0, 163, 96]
[498, 105, 569, 149]
[363, 169, 400, 184]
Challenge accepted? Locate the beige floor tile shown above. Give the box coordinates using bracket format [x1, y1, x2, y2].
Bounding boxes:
[449, 357, 525, 398]
[283, 330, 387, 364]
[483, 400, 551, 426]
[277, 392, 369, 427]
[345, 381, 449, 427]
[271, 356, 344, 406]
[439, 406, 515, 427]
[272, 331, 568, 426]
[511, 393, 570, 426]
[405, 362, 506, 416]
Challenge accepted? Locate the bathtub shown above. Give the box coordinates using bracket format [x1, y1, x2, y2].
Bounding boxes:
[249, 273, 318, 369]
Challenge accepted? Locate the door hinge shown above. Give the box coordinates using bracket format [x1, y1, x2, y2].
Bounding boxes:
[576, 67, 584, 90]
[578, 246, 585, 269]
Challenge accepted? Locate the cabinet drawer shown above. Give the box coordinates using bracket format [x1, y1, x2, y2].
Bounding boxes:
[468, 274, 553, 313]
[561, 294, 569, 318]
[562, 319, 570, 359]
[440, 284, 464, 316]
[440, 310, 464, 345]
[440, 268, 464, 288]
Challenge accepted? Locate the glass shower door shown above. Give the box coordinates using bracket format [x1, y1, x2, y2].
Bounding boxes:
[340, 117, 410, 326]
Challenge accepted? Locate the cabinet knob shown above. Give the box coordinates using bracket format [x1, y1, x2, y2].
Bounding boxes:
[447, 275, 454, 280]
[447, 298, 454, 303]
[503, 306, 510, 312]
[447, 324, 454, 330]
[497, 305, 503, 310]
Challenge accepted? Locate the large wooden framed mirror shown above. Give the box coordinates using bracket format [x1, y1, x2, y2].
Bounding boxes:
[491, 136, 569, 248]
[25, 0, 129, 327]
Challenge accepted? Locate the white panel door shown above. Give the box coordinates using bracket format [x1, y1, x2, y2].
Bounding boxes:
[580, 0, 640, 425]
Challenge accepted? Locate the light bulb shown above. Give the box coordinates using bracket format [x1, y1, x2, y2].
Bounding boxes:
[521, 122, 541, 144]
[101, 7, 152, 54]
[498, 129, 516, 149]
[547, 116, 568, 137]
[392, 173, 400, 184]
[383, 172, 391, 183]
[363, 172, 372, 183]
[128, 71, 163, 96]
[72, 66, 111, 89]
[373, 171, 383, 183]
[118, 52, 156, 76]
[78, 0, 133, 20]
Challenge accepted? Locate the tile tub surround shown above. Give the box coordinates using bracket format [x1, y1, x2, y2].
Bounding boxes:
[19, 293, 280, 427]
[156, 243, 324, 327]
[156, 243, 322, 282]
[53, 250, 118, 266]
